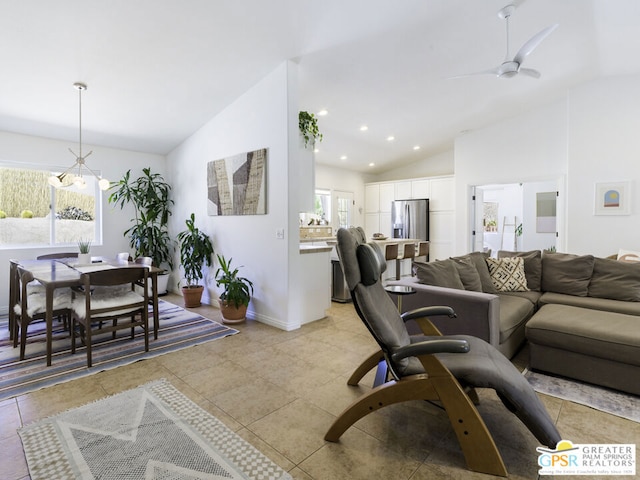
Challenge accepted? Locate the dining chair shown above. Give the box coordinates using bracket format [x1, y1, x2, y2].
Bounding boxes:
[70, 266, 149, 367]
[13, 266, 72, 361]
[116, 252, 132, 262]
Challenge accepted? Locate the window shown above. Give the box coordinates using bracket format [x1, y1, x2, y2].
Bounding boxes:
[0, 164, 102, 248]
[314, 189, 331, 223]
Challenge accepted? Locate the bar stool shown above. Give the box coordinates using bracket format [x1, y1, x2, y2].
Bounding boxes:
[415, 241, 430, 264]
[384, 244, 399, 281]
[396, 243, 415, 280]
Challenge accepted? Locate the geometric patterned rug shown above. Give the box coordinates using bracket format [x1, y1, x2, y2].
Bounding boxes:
[524, 369, 640, 423]
[19, 379, 292, 480]
[0, 300, 238, 401]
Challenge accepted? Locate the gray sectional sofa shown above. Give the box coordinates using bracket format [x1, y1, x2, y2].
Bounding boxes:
[388, 250, 640, 396]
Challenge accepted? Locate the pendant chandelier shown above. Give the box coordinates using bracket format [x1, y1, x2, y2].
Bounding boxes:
[48, 82, 110, 191]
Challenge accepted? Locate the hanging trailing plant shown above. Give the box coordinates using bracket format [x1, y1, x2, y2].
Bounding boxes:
[299, 111, 323, 148]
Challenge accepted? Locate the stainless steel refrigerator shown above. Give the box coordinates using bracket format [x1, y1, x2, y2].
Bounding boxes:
[391, 199, 429, 241]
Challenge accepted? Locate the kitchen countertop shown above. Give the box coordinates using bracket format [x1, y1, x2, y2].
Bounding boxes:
[299, 236, 336, 243]
[299, 244, 333, 254]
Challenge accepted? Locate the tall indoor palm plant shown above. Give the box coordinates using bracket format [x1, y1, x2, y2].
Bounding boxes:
[108, 168, 174, 271]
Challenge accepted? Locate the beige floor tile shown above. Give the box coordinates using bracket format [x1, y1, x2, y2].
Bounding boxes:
[181, 359, 255, 399]
[248, 398, 336, 465]
[211, 377, 297, 425]
[0, 433, 29, 480]
[0, 399, 21, 441]
[16, 374, 107, 425]
[235, 427, 296, 473]
[298, 426, 422, 480]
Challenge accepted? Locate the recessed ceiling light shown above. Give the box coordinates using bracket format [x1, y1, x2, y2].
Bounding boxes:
[369, 163, 375, 167]
[360, 125, 368, 131]
[317, 109, 328, 116]
[340, 155, 347, 161]
[387, 135, 395, 142]
[413, 145, 421, 150]
[314, 148, 319, 153]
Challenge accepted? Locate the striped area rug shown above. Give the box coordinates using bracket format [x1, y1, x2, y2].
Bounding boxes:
[0, 300, 238, 401]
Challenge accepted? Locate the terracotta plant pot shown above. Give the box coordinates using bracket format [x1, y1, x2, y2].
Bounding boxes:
[182, 285, 204, 308]
[218, 300, 247, 324]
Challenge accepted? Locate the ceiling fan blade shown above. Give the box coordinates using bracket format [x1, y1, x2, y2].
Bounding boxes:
[447, 67, 501, 79]
[513, 23, 559, 65]
[519, 67, 542, 79]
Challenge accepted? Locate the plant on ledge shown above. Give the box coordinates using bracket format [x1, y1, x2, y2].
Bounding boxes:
[215, 254, 253, 324]
[299, 111, 323, 148]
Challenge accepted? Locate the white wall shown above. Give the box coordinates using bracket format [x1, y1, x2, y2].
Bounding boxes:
[372, 149, 454, 182]
[0, 131, 165, 312]
[454, 100, 568, 255]
[454, 75, 640, 258]
[166, 61, 307, 330]
[567, 75, 640, 256]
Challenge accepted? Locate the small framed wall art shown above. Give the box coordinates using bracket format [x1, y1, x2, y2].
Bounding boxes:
[594, 181, 630, 215]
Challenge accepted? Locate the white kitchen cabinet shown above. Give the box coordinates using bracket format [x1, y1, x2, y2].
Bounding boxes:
[379, 183, 395, 212]
[365, 184, 380, 213]
[411, 179, 429, 199]
[394, 181, 412, 200]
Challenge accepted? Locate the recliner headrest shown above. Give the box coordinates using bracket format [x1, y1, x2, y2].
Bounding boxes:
[356, 242, 387, 286]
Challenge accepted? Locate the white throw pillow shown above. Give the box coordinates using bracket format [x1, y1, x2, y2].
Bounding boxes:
[617, 248, 640, 263]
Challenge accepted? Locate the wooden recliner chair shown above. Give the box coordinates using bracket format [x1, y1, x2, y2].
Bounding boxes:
[325, 227, 561, 477]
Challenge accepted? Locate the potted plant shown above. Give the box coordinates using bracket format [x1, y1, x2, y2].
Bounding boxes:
[299, 111, 323, 148]
[108, 167, 174, 294]
[77, 238, 91, 264]
[177, 213, 214, 307]
[215, 254, 253, 324]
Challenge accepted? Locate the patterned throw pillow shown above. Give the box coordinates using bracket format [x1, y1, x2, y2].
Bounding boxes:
[486, 257, 529, 292]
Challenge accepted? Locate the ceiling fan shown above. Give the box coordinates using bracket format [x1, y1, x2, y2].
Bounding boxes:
[452, 1, 558, 79]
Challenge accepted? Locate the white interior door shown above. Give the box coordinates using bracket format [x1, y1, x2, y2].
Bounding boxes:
[332, 190, 354, 230]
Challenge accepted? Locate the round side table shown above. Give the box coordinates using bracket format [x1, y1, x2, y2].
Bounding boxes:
[384, 285, 416, 313]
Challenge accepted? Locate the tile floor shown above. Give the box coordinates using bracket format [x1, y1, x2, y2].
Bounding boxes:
[1, 293, 638, 479]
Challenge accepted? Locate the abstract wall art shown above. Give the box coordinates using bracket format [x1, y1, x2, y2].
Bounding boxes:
[207, 148, 267, 216]
[594, 181, 630, 215]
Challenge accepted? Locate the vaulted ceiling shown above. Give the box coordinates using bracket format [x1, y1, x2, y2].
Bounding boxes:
[1, 0, 638, 173]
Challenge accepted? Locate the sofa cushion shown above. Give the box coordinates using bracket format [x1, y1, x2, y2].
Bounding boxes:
[450, 256, 483, 292]
[539, 292, 640, 316]
[452, 251, 498, 294]
[486, 257, 528, 292]
[413, 260, 464, 290]
[498, 250, 542, 291]
[541, 253, 594, 296]
[498, 294, 535, 344]
[526, 304, 640, 367]
[587, 257, 640, 301]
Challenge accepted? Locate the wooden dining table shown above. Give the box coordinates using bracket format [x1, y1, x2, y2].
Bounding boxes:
[8, 257, 162, 366]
